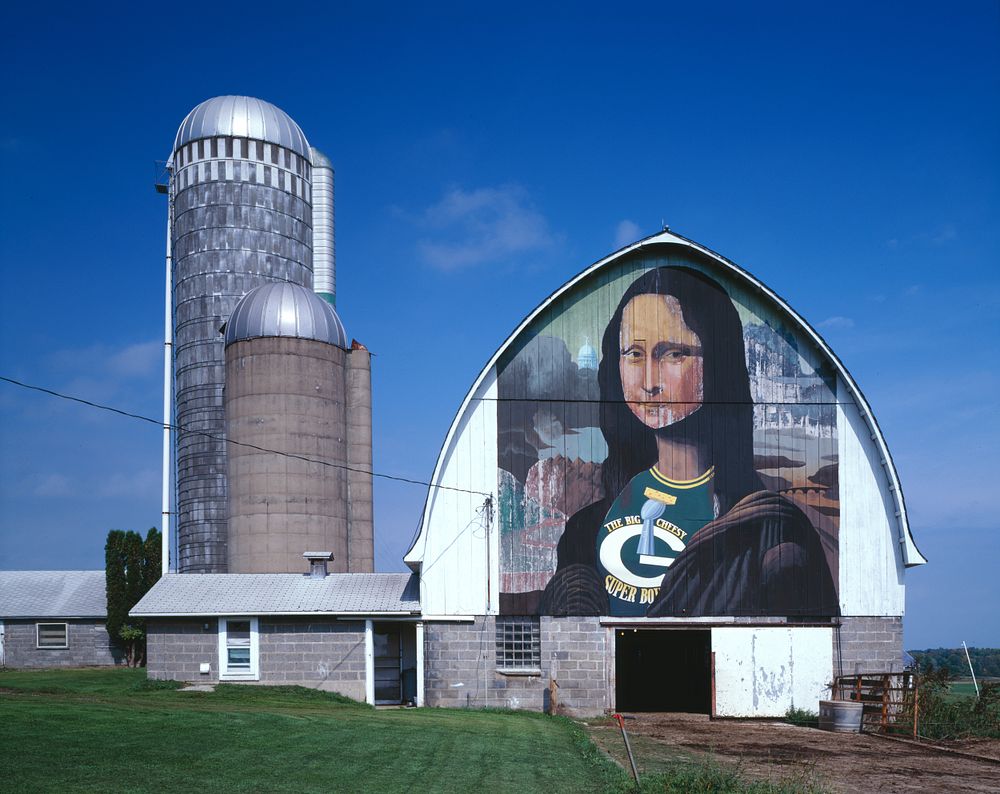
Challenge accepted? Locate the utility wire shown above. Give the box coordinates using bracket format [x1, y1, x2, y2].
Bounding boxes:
[0, 375, 491, 498]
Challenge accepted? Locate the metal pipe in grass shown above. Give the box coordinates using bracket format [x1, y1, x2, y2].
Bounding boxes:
[613, 713, 639, 785]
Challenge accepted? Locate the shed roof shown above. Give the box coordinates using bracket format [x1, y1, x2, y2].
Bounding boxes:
[130, 573, 420, 617]
[0, 571, 107, 618]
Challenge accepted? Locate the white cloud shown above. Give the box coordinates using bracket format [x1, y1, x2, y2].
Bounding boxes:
[48, 339, 161, 381]
[34, 473, 75, 497]
[930, 223, 957, 244]
[107, 341, 161, 378]
[416, 185, 556, 270]
[614, 220, 641, 248]
[817, 316, 855, 330]
[99, 469, 160, 499]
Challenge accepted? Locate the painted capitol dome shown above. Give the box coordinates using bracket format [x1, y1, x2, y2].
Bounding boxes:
[577, 337, 598, 370]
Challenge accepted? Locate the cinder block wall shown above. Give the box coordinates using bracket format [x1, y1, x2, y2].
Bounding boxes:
[3, 619, 119, 668]
[836, 616, 904, 674]
[423, 616, 609, 716]
[146, 618, 366, 701]
[258, 619, 365, 700]
[147, 620, 218, 680]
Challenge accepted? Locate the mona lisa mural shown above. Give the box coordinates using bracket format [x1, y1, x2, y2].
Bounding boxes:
[496, 251, 841, 617]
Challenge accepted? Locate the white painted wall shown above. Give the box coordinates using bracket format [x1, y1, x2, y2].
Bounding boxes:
[837, 378, 907, 616]
[407, 370, 499, 616]
[713, 627, 832, 717]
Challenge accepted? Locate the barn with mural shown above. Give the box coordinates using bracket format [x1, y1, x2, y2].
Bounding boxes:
[405, 229, 925, 717]
[132, 97, 924, 719]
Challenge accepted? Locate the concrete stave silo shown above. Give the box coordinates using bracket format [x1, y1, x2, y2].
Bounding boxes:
[170, 96, 314, 573]
[223, 282, 373, 574]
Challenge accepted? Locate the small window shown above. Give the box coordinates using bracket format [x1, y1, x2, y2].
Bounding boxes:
[496, 616, 540, 671]
[37, 623, 68, 649]
[218, 617, 259, 680]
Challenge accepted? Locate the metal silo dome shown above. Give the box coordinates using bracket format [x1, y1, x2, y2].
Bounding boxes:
[174, 95, 311, 159]
[225, 282, 348, 348]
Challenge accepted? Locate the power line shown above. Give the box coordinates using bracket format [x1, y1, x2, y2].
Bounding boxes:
[0, 375, 491, 498]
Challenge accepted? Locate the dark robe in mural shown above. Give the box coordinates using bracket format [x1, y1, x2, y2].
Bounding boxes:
[540, 489, 838, 617]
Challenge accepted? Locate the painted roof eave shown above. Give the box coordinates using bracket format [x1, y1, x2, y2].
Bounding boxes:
[405, 230, 926, 569]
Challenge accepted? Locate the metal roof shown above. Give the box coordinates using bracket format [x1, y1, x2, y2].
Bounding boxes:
[0, 571, 106, 618]
[130, 573, 420, 617]
[174, 96, 311, 159]
[224, 282, 348, 348]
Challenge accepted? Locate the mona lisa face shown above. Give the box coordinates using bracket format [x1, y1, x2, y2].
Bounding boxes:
[619, 293, 704, 429]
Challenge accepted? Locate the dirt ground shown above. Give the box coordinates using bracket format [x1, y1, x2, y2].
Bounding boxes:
[586, 713, 1000, 792]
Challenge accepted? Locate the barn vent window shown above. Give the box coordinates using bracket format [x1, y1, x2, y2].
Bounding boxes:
[495, 617, 540, 671]
[36, 623, 68, 649]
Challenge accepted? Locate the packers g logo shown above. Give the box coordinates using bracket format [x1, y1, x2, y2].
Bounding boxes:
[598, 513, 687, 590]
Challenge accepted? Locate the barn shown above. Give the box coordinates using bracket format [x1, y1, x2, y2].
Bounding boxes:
[135, 96, 924, 718]
[404, 229, 925, 717]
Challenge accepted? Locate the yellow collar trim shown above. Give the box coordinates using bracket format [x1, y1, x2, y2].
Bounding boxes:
[650, 465, 715, 489]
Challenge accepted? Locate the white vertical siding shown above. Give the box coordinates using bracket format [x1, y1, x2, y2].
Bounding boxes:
[713, 627, 832, 717]
[415, 370, 499, 615]
[837, 378, 906, 616]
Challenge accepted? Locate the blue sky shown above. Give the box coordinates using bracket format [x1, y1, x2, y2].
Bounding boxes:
[1, 1, 997, 649]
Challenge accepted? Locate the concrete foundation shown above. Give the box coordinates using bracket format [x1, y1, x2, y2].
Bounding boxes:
[836, 616, 904, 674]
[423, 616, 610, 716]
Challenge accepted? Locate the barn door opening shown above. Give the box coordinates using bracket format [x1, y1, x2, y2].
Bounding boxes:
[615, 629, 711, 712]
[373, 622, 417, 705]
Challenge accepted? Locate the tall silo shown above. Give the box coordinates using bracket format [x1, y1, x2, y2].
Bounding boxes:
[170, 96, 314, 573]
[310, 147, 336, 306]
[224, 282, 373, 574]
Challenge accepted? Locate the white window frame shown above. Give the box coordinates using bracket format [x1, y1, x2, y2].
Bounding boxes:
[218, 617, 259, 680]
[36, 622, 69, 649]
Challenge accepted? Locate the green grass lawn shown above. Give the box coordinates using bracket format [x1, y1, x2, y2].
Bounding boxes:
[0, 668, 623, 793]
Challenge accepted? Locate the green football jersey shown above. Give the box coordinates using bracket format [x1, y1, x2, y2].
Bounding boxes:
[595, 466, 716, 616]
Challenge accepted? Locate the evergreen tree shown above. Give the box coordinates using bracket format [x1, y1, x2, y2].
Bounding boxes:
[104, 530, 128, 644]
[105, 527, 162, 666]
[142, 527, 162, 589]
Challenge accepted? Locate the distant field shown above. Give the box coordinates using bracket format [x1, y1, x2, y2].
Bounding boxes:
[0, 668, 618, 794]
[948, 679, 998, 700]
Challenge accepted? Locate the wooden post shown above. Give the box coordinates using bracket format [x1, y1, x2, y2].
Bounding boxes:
[710, 651, 717, 717]
[881, 674, 889, 733]
[913, 679, 919, 739]
[548, 678, 559, 715]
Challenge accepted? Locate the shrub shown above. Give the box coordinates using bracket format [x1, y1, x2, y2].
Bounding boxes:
[914, 664, 1000, 740]
[784, 706, 819, 729]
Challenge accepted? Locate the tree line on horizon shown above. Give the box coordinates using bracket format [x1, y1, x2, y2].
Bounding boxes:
[909, 647, 1000, 678]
